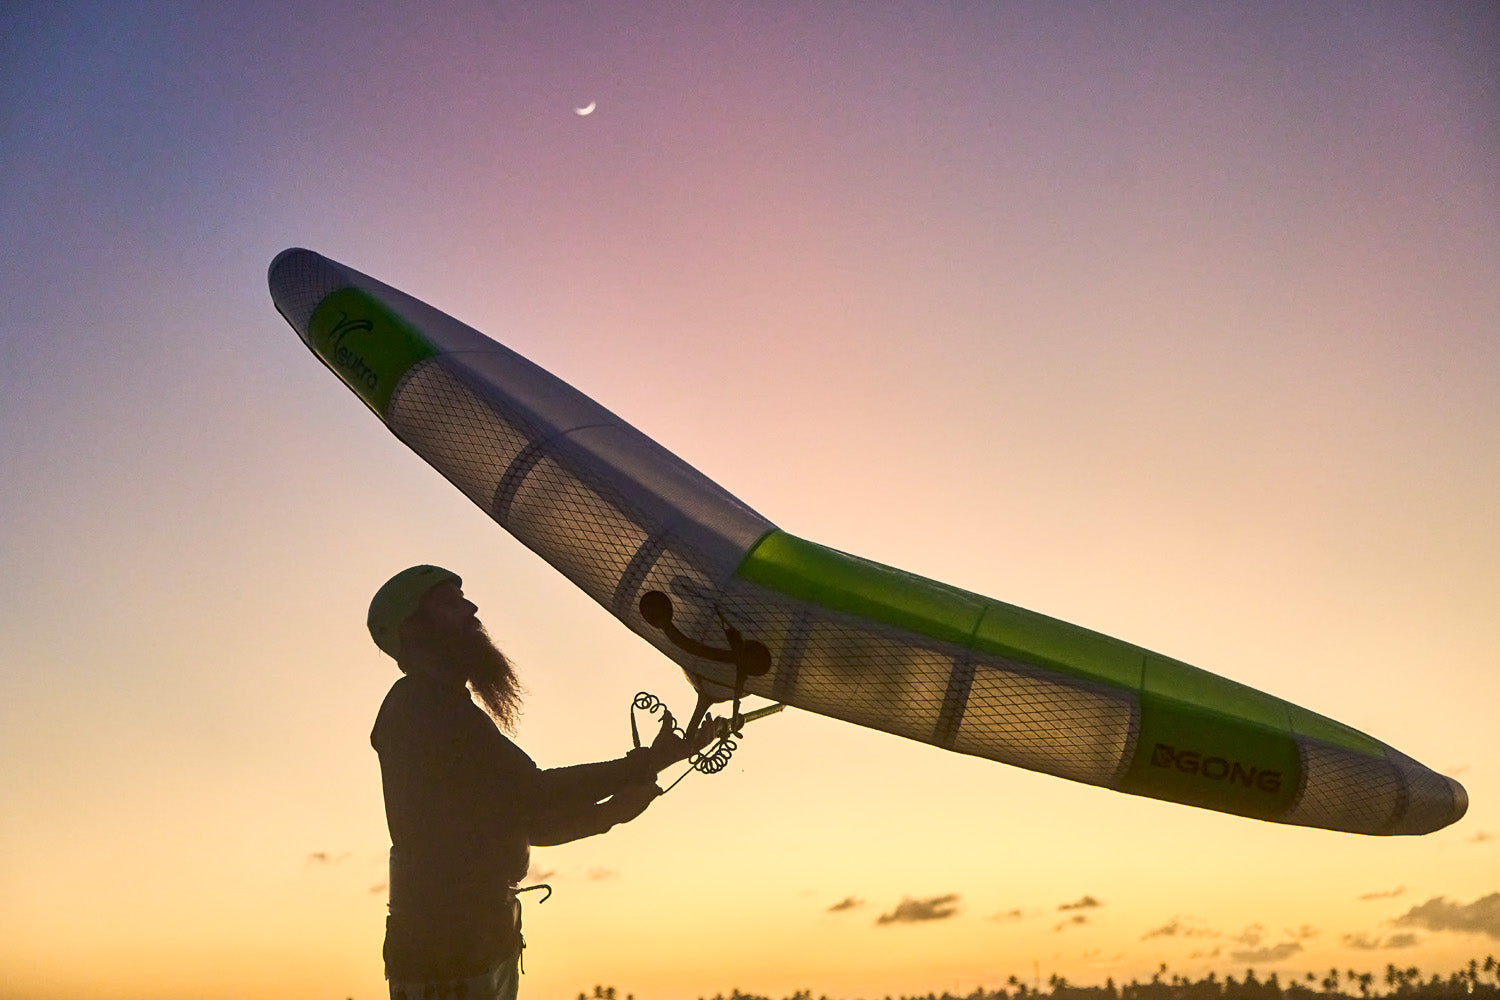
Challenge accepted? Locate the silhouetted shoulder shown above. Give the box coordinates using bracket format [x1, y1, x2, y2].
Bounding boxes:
[372, 673, 484, 751]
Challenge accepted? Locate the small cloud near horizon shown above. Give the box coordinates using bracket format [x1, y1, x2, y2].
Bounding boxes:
[1233, 925, 1266, 947]
[1142, 918, 1219, 941]
[1394, 893, 1500, 940]
[1359, 886, 1406, 901]
[1231, 942, 1304, 963]
[877, 894, 960, 925]
[990, 908, 1025, 922]
[1223, 923, 1314, 962]
[1054, 914, 1089, 932]
[828, 896, 864, 913]
[1345, 932, 1421, 950]
[1470, 831, 1495, 844]
[586, 868, 617, 881]
[307, 851, 352, 866]
[1059, 895, 1103, 911]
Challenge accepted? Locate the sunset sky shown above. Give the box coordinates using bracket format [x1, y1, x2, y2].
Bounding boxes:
[1, 3, 1497, 999]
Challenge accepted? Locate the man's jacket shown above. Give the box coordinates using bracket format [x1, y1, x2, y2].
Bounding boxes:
[372, 672, 649, 980]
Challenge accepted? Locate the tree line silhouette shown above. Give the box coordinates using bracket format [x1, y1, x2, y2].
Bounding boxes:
[578, 955, 1500, 1000]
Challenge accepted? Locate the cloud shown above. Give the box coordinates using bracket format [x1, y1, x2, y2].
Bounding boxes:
[828, 896, 864, 913]
[1230, 942, 1304, 963]
[1053, 914, 1089, 932]
[989, 908, 1025, 922]
[1222, 925, 1313, 963]
[1142, 918, 1220, 941]
[1345, 932, 1421, 950]
[876, 894, 960, 925]
[1059, 895, 1103, 911]
[1394, 893, 1500, 940]
[307, 851, 352, 866]
[525, 864, 556, 882]
[586, 868, 617, 881]
[1359, 886, 1406, 901]
[1470, 831, 1495, 844]
[368, 881, 388, 894]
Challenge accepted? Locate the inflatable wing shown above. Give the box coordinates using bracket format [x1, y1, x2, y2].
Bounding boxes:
[270, 248, 1466, 836]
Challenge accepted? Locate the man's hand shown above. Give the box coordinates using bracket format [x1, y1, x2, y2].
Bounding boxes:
[644, 709, 718, 771]
[602, 781, 660, 826]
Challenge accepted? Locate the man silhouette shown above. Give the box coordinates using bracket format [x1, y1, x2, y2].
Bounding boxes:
[367, 566, 707, 1000]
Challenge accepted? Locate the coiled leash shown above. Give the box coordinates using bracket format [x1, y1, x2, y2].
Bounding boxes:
[630, 691, 784, 792]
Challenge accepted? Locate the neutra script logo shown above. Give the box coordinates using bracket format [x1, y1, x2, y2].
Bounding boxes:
[1150, 743, 1283, 794]
[326, 312, 379, 391]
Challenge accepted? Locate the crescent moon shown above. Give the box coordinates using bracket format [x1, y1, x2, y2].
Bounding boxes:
[575, 101, 596, 116]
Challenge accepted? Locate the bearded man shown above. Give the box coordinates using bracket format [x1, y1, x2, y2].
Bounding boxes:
[367, 565, 707, 1000]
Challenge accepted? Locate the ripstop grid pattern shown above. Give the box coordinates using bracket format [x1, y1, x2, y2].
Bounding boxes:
[390, 359, 652, 610]
[505, 451, 651, 608]
[1283, 738, 1402, 833]
[389, 359, 536, 515]
[1385, 750, 1464, 836]
[725, 590, 956, 748]
[618, 547, 1137, 786]
[956, 662, 1135, 785]
[268, 249, 344, 340]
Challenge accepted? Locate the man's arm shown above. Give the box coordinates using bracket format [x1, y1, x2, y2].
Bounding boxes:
[528, 782, 660, 846]
[533, 710, 714, 805]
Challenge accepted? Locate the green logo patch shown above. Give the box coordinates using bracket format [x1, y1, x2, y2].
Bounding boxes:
[307, 286, 437, 416]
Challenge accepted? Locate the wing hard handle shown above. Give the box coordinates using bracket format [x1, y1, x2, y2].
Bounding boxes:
[638, 590, 771, 678]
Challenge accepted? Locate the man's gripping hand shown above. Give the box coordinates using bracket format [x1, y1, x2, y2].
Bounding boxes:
[641, 708, 718, 772]
[601, 781, 661, 826]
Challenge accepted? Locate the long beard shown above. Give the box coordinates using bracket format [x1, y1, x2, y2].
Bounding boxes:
[446, 624, 524, 733]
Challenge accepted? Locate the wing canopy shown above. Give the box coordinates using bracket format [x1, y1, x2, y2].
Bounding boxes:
[270, 248, 1467, 836]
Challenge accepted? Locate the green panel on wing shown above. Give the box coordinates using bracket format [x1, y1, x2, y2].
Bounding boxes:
[1118, 655, 1302, 819]
[1288, 703, 1386, 756]
[736, 530, 987, 646]
[307, 286, 439, 417]
[737, 530, 1144, 690]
